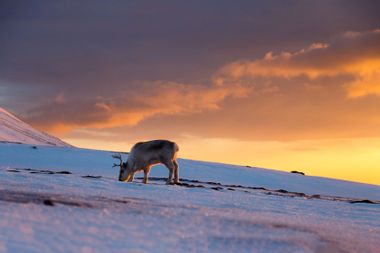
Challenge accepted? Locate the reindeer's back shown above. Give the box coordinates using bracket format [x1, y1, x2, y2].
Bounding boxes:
[130, 140, 178, 163]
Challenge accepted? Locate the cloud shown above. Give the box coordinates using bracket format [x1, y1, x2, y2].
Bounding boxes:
[103, 28, 380, 142]
[214, 29, 380, 98]
[27, 81, 250, 133]
[345, 60, 380, 98]
[26, 28, 380, 139]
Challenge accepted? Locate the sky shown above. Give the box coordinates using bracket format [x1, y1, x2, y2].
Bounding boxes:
[1, 0, 380, 185]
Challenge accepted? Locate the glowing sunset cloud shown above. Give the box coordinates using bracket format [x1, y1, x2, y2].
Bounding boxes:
[215, 29, 380, 97]
[27, 81, 250, 131]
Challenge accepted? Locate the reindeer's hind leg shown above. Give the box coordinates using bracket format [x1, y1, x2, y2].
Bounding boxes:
[173, 160, 179, 184]
[163, 160, 175, 184]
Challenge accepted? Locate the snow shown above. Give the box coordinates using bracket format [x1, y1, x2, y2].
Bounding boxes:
[0, 107, 70, 147]
[0, 143, 379, 200]
[1, 142, 380, 253]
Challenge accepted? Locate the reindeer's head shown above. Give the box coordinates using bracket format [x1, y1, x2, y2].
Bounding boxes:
[112, 154, 133, 182]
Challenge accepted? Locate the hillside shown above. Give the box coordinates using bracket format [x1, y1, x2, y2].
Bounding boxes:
[0, 107, 70, 147]
[0, 142, 379, 253]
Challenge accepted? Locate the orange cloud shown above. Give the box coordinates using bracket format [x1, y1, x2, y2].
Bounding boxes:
[28, 28, 380, 135]
[345, 59, 380, 97]
[28, 81, 251, 133]
[214, 29, 380, 98]
[93, 81, 250, 128]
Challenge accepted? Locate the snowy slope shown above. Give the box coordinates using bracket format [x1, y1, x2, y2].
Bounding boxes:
[0, 107, 70, 147]
[0, 143, 379, 253]
[0, 143, 379, 200]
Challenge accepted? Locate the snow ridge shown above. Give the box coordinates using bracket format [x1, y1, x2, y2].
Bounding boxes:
[0, 106, 70, 147]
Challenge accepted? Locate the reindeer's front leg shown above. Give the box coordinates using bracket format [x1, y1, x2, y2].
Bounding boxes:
[143, 167, 150, 184]
[127, 173, 135, 182]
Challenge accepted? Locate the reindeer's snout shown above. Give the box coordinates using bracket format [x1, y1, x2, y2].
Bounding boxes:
[118, 169, 125, 181]
[118, 166, 129, 182]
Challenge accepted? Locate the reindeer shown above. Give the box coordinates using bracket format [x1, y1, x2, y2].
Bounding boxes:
[112, 140, 179, 184]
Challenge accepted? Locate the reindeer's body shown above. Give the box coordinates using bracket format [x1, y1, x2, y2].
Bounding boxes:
[113, 140, 179, 184]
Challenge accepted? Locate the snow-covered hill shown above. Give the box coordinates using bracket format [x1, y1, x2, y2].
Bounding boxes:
[0, 107, 70, 147]
[0, 142, 379, 253]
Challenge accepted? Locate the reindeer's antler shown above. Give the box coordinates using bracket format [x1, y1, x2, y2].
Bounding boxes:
[112, 153, 123, 167]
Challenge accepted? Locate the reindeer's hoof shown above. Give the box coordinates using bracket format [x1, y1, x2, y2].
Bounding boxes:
[166, 181, 174, 185]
